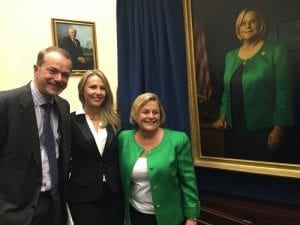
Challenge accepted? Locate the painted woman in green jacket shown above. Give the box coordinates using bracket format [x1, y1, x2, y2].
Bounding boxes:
[213, 8, 294, 161]
[119, 92, 200, 225]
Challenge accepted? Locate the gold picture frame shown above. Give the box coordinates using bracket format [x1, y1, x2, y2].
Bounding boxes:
[183, 0, 300, 178]
[51, 18, 98, 75]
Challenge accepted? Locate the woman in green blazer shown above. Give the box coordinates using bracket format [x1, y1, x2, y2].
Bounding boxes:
[119, 93, 200, 225]
[213, 8, 294, 160]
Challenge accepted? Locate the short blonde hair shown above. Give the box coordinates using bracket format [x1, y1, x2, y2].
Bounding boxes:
[235, 8, 268, 42]
[129, 92, 166, 126]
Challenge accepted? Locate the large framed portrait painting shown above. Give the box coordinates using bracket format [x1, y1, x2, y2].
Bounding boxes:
[183, 0, 300, 178]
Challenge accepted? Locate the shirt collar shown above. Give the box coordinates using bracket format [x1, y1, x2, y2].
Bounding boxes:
[75, 108, 85, 115]
[30, 81, 54, 106]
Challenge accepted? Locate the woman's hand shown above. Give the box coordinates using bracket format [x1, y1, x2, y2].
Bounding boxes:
[213, 115, 227, 130]
[185, 219, 197, 225]
[267, 126, 283, 150]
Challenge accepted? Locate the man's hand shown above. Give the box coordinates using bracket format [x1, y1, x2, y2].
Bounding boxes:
[78, 57, 86, 64]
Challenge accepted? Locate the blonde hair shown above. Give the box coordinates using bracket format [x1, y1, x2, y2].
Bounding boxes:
[78, 70, 121, 133]
[235, 8, 268, 42]
[129, 92, 166, 126]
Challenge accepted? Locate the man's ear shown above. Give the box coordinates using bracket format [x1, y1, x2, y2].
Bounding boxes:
[33, 64, 39, 75]
[34, 64, 39, 70]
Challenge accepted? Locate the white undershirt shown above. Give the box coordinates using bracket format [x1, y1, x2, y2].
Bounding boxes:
[130, 157, 154, 214]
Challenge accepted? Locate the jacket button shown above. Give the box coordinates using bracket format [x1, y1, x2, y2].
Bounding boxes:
[156, 204, 160, 208]
[153, 185, 157, 190]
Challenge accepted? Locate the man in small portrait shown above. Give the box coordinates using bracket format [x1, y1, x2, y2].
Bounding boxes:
[61, 27, 87, 70]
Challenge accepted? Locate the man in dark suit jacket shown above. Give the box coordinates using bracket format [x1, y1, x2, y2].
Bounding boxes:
[61, 27, 87, 70]
[0, 46, 72, 225]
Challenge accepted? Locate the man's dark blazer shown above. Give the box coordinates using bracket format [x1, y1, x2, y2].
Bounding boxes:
[61, 36, 86, 70]
[67, 113, 123, 203]
[0, 83, 71, 225]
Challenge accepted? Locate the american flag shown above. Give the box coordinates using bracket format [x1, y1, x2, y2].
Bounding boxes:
[193, 21, 212, 101]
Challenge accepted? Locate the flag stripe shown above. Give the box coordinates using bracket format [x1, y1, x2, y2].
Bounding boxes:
[193, 22, 212, 101]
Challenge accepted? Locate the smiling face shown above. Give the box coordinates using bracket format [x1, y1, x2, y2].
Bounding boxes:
[33, 51, 72, 101]
[82, 75, 106, 110]
[238, 11, 260, 43]
[136, 100, 161, 133]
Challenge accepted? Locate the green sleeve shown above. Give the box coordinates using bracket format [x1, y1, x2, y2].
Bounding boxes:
[176, 132, 200, 218]
[273, 42, 294, 125]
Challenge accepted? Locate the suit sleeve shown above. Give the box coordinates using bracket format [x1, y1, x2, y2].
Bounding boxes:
[0, 97, 8, 152]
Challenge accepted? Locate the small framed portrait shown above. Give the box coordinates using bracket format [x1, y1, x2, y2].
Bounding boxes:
[275, 17, 300, 50]
[51, 18, 98, 75]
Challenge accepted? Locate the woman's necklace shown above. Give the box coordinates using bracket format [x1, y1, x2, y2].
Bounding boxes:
[84, 108, 102, 131]
[136, 129, 163, 156]
[84, 107, 100, 121]
[241, 40, 264, 52]
[241, 45, 255, 51]
[88, 115, 102, 132]
[88, 115, 100, 121]
[239, 40, 264, 65]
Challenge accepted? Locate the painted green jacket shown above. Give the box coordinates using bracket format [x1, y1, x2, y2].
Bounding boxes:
[118, 129, 200, 225]
[220, 41, 294, 131]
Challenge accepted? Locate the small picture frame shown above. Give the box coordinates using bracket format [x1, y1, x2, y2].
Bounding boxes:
[275, 17, 300, 50]
[51, 18, 98, 75]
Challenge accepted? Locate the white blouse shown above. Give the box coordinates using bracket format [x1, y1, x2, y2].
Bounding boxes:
[85, 115, 107, 156]
[130, 157, 154, 214]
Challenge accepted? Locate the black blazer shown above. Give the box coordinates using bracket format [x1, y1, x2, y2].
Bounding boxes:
[67, 113, 122, 203]
[61, 36, 86, 70]
[0, 83, 71, 224]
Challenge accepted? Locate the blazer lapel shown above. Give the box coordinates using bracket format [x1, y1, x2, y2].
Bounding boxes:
[19, 85, 42, 172]
[54, 97, 71, 171]
[101, 125, 114, 158]
[75, 114, 101, 158]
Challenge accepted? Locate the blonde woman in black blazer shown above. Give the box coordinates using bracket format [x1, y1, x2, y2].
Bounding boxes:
[67, 70, 124, 225]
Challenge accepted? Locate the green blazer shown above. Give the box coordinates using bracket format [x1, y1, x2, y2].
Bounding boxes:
[220, 41, 294, 131]
[118, 129, 200, 225]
